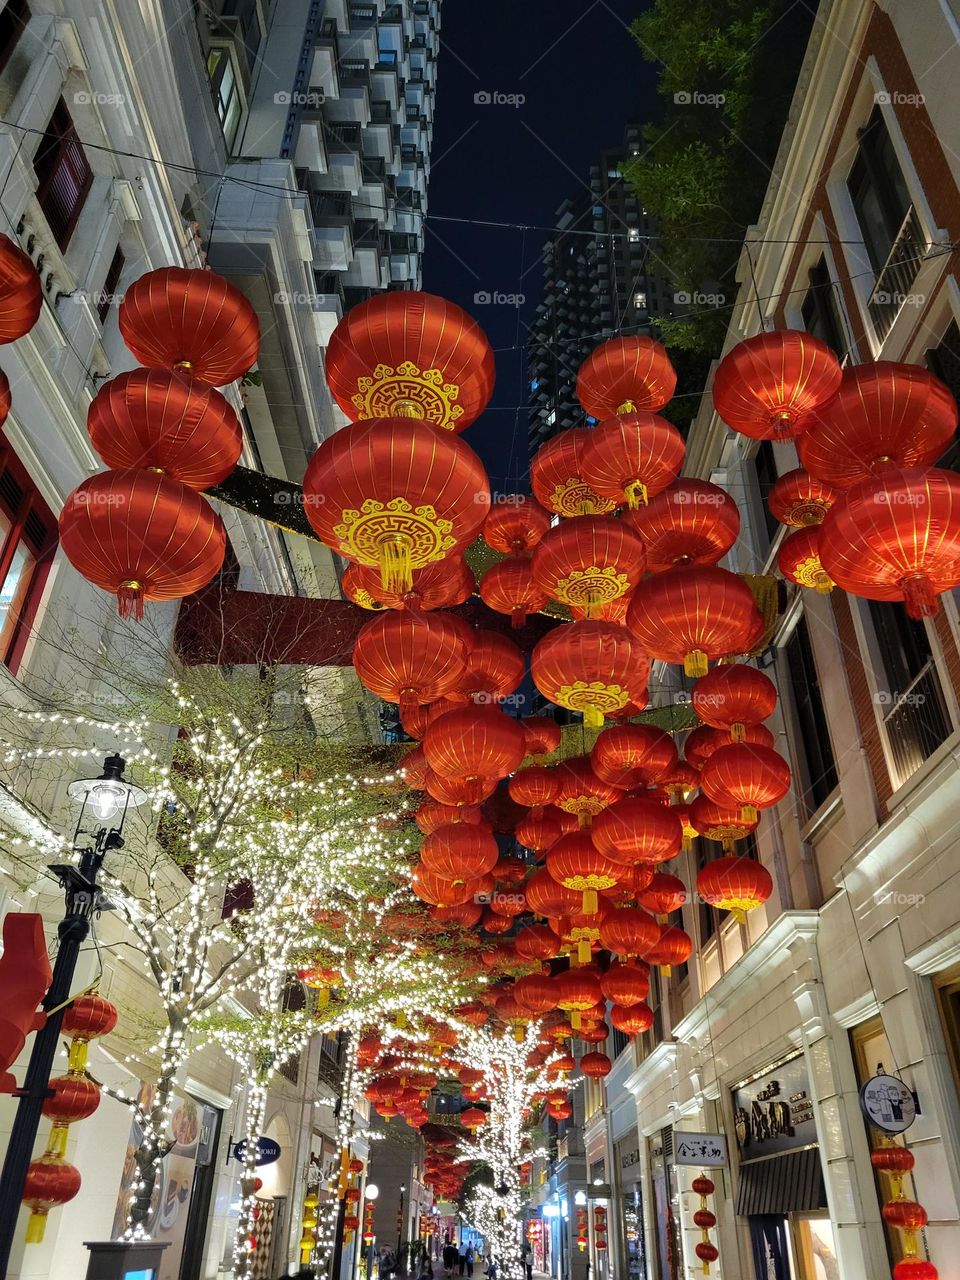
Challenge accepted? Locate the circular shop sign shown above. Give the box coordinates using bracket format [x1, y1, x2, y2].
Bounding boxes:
[858, 1073, 917, 1134]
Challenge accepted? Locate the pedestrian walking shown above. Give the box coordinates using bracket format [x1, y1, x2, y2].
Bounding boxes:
[465, 1244, 474, 1278]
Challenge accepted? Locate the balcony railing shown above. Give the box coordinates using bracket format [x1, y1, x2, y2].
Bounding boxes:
[881, 658, 952, 787]
[867, 204, 927, 344]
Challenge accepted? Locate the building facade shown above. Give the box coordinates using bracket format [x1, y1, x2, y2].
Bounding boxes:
[582, 3, 960, 1279]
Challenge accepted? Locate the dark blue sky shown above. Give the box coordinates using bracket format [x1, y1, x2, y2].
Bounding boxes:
[422, 1, 659, 487]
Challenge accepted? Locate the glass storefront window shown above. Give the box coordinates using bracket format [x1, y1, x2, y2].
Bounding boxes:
[622, 1186, 644, 1280]
[793, 1215, 840, 1279]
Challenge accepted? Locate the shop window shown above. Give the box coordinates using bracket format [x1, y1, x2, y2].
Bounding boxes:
[0, 0, 30, 75]
[96, 244, 125, 323]
[801, 256, 846, 357]
[784, 612, 838, 813]
[0, 442, 57, 674]
[868, 599, 952, 786]
[33, 99, 93, 250]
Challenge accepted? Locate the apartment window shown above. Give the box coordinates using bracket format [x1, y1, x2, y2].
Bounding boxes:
[96, 244, 124, 323]
[628, 228, 641, 243]
[207, 48, 242, 150]
[220, 0, 262, 65]
[0, 442, 57, 674]
[869, 600, 952, 785]
[0, 0, 30, 75]
[784, 613, 838, 812]
[801, 256, 846, 357]
[33, 99, 92, 250]
[847, 108, 912, 274]
[753, 438, 780, 542]
[633, 291, 647, 310]
[926, 322, 960, 472]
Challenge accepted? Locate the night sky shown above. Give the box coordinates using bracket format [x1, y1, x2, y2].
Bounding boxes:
[421, 1, 660, 489]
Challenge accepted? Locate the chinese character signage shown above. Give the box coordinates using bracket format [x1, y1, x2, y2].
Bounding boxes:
[673, 1132, 729, 1168]
[732, 1054, 817, 1160]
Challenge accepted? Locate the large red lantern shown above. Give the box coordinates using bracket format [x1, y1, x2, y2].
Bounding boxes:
[624, 479, 740, 572]
[610, 1003, 654, 1036]
[515, 972, 558, 1016]
[119, 267, 259, 386]
[577, 336, 677, 416]
[554, 756, 625, 826]
[637, 873, 687, 920]
[61, 995, 118, 1044]
[303, 417, 489, 592]
[798, 361, 957, 488]
[700, 744, 791, 822]
[22, 1156, 81, 1243]
[412, 865, 487, 908]
[480, 556, 549, 628]
[592, 798, 683, 867]
[351, 611, 470, 714]
[580, 1051, 612, 1078]
[532, 516, 646, 615]
[692, 664, 777, 741]
[598, 906, 660, 959]
[59, 471, 226, 618]
[324, 291, 495, 431]
[416, 801, 486, 834]
[646, 924, 692, 975]
[553, 969, 603, 1030]
[424, 771, 498, 806]
[546, 832, 622, 914]
[87, 369, 242, 489]
[0, 234, 42, 342]
[516, 809, 565, 852]
[522, 717, 563, 758]
[689, 796, 759, 853]
[400, 744, 429, 789]
[509, 766, 560, 812]
[421, 824, 499, 882]
[424, 705, 527, 783]
[627, 566, 763, 677]
[515, 924, 560, 962]
[580, 412, 685, 510]
[592, 724, 678, 790]
[601, 962, 650, 1006]
[777, 526, 835, 594]
[345, 555, 475, 612]
[819, 467, 960, 619]
[525, 866, 584, 920]
[463, 629, 525, 700]
[712, 330, 842, 441]
[531, 428, 616, 518]
[697, 856, 773, 923]
[768, 469, 841, 527]
[532, 620, 651, 728]
[484, 496, 551, 553]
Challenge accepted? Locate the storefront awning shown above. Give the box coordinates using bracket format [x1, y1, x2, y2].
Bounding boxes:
[735, 1146, 826, 1216]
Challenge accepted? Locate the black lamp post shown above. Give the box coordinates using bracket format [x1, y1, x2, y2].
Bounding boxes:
[0, 754, 147, 1277]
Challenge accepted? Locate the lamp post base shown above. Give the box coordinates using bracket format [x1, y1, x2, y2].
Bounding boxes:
[84, 1239, 170, 1279]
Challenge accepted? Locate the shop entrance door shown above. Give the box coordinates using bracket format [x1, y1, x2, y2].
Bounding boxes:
[749, 1216, 790, 1280]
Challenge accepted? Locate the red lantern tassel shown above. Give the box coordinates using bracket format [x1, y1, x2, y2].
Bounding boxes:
[117, 581, 144, 620]
[901, 572, 940, 620]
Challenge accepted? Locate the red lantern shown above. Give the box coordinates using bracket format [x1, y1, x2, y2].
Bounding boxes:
[460, 1106, 488, 1129]
[701, 743, 791, 822]
[689, 796, 759, 853]
[580, 1051, 612, 1078]
[515, 973, 558, 1016]
[610, 1003, 653, 1036]
[592, 798, 683, 867]
[484, 496, 552, 553]
[119, 267, 259, 386]
[646, 925, 692, 975]
[462, 630, 525, 700]
[480, 556, 549, 628]
[62, 995, 118, 1044]
[425, 771, 498, 807]
[324, 291, 495, 431]
[515, 924, 560, 961]
[893, 1261, 939, 1280]
[637, 873, 688, 920]
[432, 901, 483, 929]
[547, 832, 622, 914]
[592, 724, 678, 789]
[627, 566, 763, 677]
[532, 516, 646, 615]
[421, 824, 499, 882]
[42, 1077, 101, 1127]
[778, 526, 835, 594]
[0, 234, 42, 342]
[424, 705, 527, 783]
[871, 1146, 915, 1178]
[580, 412, 685, 510]
[684, 725, 724, 770]
[526, 867, 584, 920]
[798, 361, 956, 488]
[695, 1241, 720, 1271]
[509, 766, 560, 812]
[495, 855, 530, 885]
[598, 907, 660, 959]
[87, 370, 242, 489]
[555, 756, 626, 827]
[577, 336, 677, 416]
[531, 428, 616, 518]
[624, 479, 739, 571]
[580, 1022, 610, 1045]
[400, 744, 429, 788]
[819, 467, 960, 619]
[692, 664, 777, 742]
[414, 800, 485, 834]
[768, 469, 841, 527]
[22, 1156, 81, 1243]
[554, 969, 603, 1030]
[532, 621, 651, 729]
[522, 717, 563, 758]
[346, 556, 475, 612]
[601, 962, 650, 1006]
[352, 611, 469, 715]
[483, 910, 513, 935]
[59, 471, 226, 618]
[516, 810, 565, 852]
[304, 417, 489, 592]
[697, 856, 773, 922]
[712, 330, 842, 440]
[412, 864, 486, 908]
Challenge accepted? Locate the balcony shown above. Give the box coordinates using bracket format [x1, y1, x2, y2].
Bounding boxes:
[309, 192, 353, 271]
[866, 204, 927, 345]
[881, 657, 952, 788]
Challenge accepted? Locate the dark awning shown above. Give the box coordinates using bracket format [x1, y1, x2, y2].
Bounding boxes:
[735, 1146, 826, 1216]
